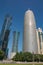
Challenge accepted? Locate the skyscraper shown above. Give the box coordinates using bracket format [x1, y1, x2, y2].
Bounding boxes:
[2, 30, 10, 53]
[0, 15, 12, 49]
[0, 15, 12, 58]
[23, 10, 38, 54]
[10, 31, 20, 59]
[12, 31, 20, 52]
[36, 28, 43, 54]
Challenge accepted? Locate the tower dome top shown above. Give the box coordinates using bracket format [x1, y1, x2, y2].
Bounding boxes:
[25, 9, 33, 14]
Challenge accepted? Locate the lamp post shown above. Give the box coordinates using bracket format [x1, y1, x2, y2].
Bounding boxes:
[33, 52, 34, 65]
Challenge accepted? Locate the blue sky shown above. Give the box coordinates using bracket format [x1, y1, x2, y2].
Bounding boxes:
[0, 0, 43, 58]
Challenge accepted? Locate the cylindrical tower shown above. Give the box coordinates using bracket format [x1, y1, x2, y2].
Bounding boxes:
[23, 10, 38, 54]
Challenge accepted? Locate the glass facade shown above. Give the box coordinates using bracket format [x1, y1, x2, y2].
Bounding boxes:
[0, 15, 12, 49]
[12, 31, 20, 52]
[38, 32, 41, 49]
[42, 33, 43, 42]
[4, 48, 9, 58]
[38, 30, 43, 54]
[2, 30, 10, 52]
[0, 15, 12, 58]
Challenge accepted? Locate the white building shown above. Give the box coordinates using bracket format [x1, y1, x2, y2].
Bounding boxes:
[23, 10, 38, 54]
[36, 28, 43, 54]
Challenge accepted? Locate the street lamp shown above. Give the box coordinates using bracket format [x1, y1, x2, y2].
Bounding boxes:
[32, 41, 34, 65]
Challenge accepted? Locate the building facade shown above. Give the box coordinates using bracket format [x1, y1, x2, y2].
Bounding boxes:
[23, 10, 38, 54]
[10, 31, 20, 59]
[12, 31, 20, 52]
[0, 15, 12, 48]
[36, 28, 43, 54]
[0, 15, 12, 58]
[2, 30, 10, 54]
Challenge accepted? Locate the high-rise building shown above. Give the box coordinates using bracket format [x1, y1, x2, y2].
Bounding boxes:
[12, 31, 20, 52]
[36, 28, 43, 54]
[10, 31, 20, 59]
[2, 30, 10, 53]
[23, 10, 38, 54]
[0, 15, 12, 58]
[6, 48, 9, 58]
[0, 15, 12, 49]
